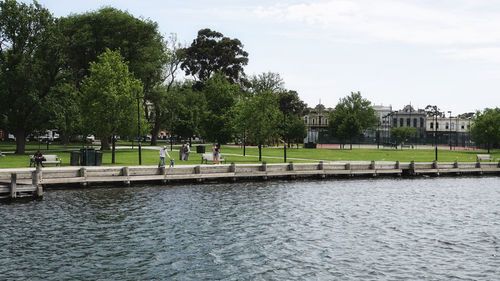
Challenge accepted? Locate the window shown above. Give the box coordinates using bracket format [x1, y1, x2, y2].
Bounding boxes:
[406, 118, 411, 127]
[325, 118, 328, 125]
[413, 118, 417, 127]
[393, 118, 397, 127]
[430, 122, 434, 129]
[436, 122, 439, 129]
[400, 118, 404, 127]
[304, 117, 308, 124]
[461, 123, 465, 129]
[451, 123, 454, 130]
[312, 118, 315, 125]
[420, 118, 424, 128]
[445, 122, 449, 129]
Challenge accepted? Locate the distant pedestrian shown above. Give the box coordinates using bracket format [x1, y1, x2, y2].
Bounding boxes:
[184, 143, 190, 161]
[212, 144, 217, 162]
[180, 144, 185, 161]
[158, 146, 170, 167]
[215, 145, 221, 164]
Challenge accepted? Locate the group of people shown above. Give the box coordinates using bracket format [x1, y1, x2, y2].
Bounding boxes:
[157, 143, 191, 168]
[179, 143, 190, 161]
[158, 143, 222, 167]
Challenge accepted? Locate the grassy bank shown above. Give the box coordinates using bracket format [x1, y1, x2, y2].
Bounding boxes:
[1, 142, 498, 169]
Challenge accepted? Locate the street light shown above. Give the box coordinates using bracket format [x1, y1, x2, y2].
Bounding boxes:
[137, 92, 142, 165]
[425, 105, 440, 161]
[448, 111, 452, 150]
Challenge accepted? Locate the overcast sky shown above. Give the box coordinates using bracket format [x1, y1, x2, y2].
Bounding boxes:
[27, 0, 500, 114]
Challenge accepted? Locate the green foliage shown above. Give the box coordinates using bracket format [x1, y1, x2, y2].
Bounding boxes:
[0, 0, 57, 153]
[180, 28, 248, 83]
[236, 90, 281, 160]
[286, 115, 307, 145]
[166, 83, 206, 140]
[248, 72, 284, 94]
[200, 73, 239, 143]
[79, 49, 147, 147]
[471, 107, 500, 153]
[391, 127, 417, 149]
[57, 7, 165, 91]
[328, 91, 377, 148]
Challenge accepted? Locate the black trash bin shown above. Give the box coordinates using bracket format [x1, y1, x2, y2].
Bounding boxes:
[80, 148, 96, 166]
[95, 151, 103, 166]
[70, 151, 81, 166]
[196, 145, 206, 153]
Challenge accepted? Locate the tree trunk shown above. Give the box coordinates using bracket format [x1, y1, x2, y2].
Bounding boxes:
[488, 142, 490, 154]
[63, 134, 71, 146]
[284, 140, 287, 163]
[15, 129, 26, 154]
[150, 120, 161, 146]
[112, 136, 116, 164]
[63, 115, 71, 145]
[350, 138, 353, 150]
[258, 144, 262, 162]
[101, 136, 111, 150]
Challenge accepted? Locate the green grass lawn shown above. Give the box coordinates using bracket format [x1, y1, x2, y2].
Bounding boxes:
[1, 142, 498, 169]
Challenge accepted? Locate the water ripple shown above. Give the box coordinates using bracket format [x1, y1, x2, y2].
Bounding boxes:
[1, 177, 499, 280]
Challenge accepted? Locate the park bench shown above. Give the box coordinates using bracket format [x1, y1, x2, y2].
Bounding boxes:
[201, 153, 226, 164]
[476, 154, 493, 162]
[29, 154, 62, 167]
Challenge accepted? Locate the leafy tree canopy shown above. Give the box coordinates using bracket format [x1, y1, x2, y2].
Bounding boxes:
[57, 7, 165, 93]
[236, 90, 281, 161]
[180, 28, 248, 83]
[471, 107, 500, 153]
[0, 0, 56, 153]
[200, 72, 239, 144]
[79, 49, 147, 161]
[328, 91, 377, 149]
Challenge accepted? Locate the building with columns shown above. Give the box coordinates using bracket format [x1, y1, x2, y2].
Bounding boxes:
[302, 104, 332, 143]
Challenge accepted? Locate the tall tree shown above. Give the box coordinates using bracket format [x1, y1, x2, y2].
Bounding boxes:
[200, 72, 239, 144]
[249, 72, 284, 94]
[236, 90, 281, 161]
[148, 34, 183, 145]
[285, 115, 307, 148]
[180, 28, 248, 83]
[328, 91, 377, 149]
[277, 90, 307, 162]
[79, 49, 147, 163]
[57, 7, 165, 148]
[167, 83, 206, 142]
[0, 0, 57, 154]
[471, 108, 500, 153]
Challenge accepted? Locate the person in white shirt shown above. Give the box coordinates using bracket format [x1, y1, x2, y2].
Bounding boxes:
[158, 146, 170, 167]
[184, 143, 190, 161]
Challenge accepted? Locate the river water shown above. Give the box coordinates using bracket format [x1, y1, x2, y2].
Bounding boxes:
[1, 177, 499, 280]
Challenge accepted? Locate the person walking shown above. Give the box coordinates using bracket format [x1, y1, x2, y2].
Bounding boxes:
[215, 145, 220, 164]
[184, 143, 190, 161]
[212, 143, 217, 163]
[158, 146, 170, 167]
[179, 144, 185, 161]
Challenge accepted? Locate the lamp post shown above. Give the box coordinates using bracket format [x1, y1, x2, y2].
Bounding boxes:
[425, 105, 440, 161]
[137, 93, 142, 165]
[448, 111, 452, 150]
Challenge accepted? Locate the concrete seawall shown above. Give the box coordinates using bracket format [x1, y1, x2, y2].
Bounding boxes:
[1, 161, 499, 196]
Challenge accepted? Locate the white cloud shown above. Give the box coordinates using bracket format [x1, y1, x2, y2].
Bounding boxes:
[254, 0, 500, 46]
